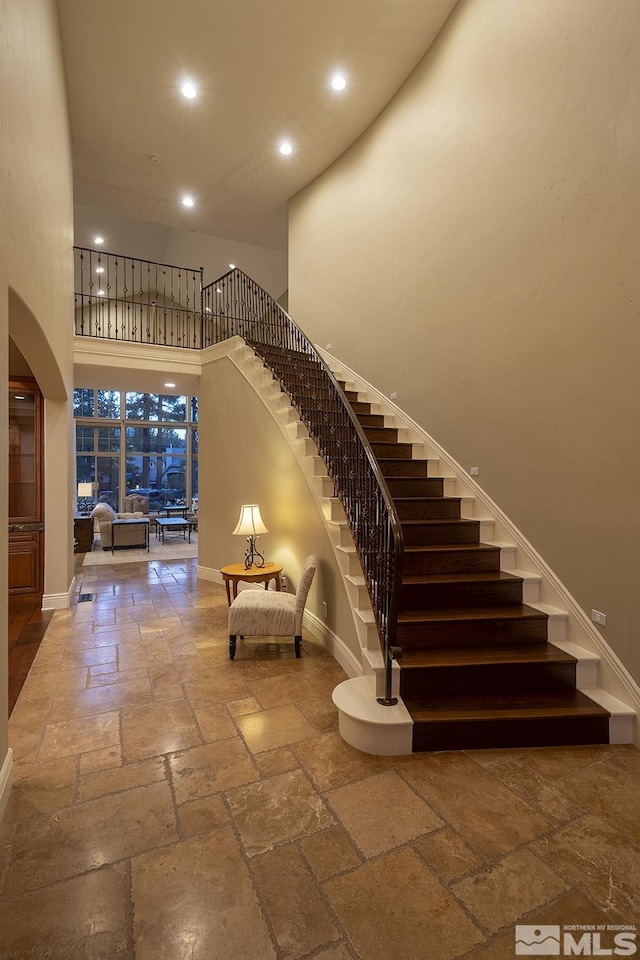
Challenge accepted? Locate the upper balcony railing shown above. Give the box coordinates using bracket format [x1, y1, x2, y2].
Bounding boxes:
[74, 247, 204, 349]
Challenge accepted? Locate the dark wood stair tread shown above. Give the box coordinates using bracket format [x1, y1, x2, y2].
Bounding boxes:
[405, 689, 609, 722]
[402, 571, 521, 587]
[397, 603, 548, 624]
[405, 543, 497, 555]
[400, 642, 575, 669]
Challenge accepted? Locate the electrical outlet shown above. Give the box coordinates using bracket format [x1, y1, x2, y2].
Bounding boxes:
[390, 391, 398, 400]
[325, 342, 332, 350]
[591, 609, 607, 627]
[470, 466, 479, 476]
[322, 601, 328, 620]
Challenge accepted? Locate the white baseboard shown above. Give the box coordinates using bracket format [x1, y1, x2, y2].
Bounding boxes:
[196, 565, 223, 584]
[0, 748, 14, 823]
[304, 609, 362, 679]
[42, 576, 76, 610]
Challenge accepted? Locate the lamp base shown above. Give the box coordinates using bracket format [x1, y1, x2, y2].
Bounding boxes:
[244, 536, 265, 569]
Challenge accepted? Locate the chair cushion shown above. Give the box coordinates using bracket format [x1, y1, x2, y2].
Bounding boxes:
[229, 590, 296, 637]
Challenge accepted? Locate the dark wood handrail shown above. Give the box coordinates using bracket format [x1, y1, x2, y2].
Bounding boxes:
[203, 269, 404, 702]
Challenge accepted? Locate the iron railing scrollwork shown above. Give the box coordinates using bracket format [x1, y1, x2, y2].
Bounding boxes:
[74, 247, 204, 349]
[203, 269, 404, 703]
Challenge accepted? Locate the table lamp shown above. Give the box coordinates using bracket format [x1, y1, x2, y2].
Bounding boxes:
[77, 482, 93, 515]
[233, 503, 268, 569]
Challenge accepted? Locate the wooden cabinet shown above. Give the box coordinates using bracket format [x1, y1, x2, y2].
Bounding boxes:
[8, 380, 43, 603]
[74, 514, 93, 554]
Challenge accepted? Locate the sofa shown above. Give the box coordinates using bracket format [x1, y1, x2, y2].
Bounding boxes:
[91, 502, 148, 549]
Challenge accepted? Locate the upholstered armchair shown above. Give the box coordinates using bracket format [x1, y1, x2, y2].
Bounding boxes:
[91, 502, 148, 549]
[122, 494, 149, 514]
[228, 555, 316, 660]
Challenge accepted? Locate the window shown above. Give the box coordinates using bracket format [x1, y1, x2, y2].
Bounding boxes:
[74, 389, 198, 512]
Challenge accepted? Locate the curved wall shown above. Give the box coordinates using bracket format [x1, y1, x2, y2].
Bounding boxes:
[1, 0, 75, 775]
[289, 0, 640, 684]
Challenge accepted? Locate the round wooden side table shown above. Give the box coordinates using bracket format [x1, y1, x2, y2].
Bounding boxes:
[221, 561, 283, 606]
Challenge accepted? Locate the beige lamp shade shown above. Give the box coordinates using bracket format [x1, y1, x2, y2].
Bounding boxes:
[232, 504, 268, 537]
[77, 482, 93, 497]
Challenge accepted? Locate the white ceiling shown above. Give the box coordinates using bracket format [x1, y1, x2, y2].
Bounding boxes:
[57, 0, 458, 253]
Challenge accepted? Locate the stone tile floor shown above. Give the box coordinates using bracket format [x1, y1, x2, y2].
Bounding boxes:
[1, 557, 639, 959]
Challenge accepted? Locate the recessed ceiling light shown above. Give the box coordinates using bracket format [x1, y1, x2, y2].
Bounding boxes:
[181, 81, 197, 99]
[205, 306, 212, 313]
[279, 141, 293, 156]
[229, 263, 236, 269]
[94, 236, 104, 245]
[96, 267, 104, 274]
[182, 195, 195, 208]
[331, 72, 347, 91]
[164, 382, 176, 388]
[216, 288, 222, 294]
[97, 289, 105, 296]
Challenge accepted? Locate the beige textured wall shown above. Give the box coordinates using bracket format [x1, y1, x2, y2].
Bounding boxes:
[0, 0, 75, 766]
[198, 354, 360, 659]
[290, 0, 640, 683]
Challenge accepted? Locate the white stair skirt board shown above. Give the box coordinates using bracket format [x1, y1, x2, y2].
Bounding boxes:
[332, 676, 413, 756]
[0, 748, 14, 822]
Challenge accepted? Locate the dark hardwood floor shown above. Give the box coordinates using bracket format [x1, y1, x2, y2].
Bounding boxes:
[8, 599, 53, 715]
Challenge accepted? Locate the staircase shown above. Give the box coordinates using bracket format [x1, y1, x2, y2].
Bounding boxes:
[337, 380, 612, 751]
[198, 267, 633, 754]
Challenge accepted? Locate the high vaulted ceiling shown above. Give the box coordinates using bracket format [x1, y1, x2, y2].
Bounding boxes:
[57, 0, 458, 252]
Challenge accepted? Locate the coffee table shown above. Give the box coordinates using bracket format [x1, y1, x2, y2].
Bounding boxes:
[156, 517, 191, 544]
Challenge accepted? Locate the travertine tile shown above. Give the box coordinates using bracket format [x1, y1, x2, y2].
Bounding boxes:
[402, 752, 550, 859]
[413, 826, 482, 883]
[245, 672, 320, 709]
[517, 744, 619, 781]
[452, 848, 568, 933]
[178, 794, 230, 838]
[492, 759, 586, 825]
[89, 666, 149, 687]
[22, 665, 88, 696]
[461, 889, 625, 958]
[3, 755, 77, 821]
[79, 743, 122, 775]
[558, 759, 640, 842]
[4, 781, 177, 895]
[252, 844, 339, 958]
[184, 669, 251, 707]
[192, 702, 238, 743]
[79, 756, 166, 802]
[38, 710, 120, 760]
[169, 739, 259, 804]
[48, 678, 153, 722]
[256, 746, 299, 778]
[121, 699, 202, 761]
[132, 826, 276, 960]
[311, 946, 354, 960]
[293, 731, 401, 791]
[327, 771, 443, 857]
[532, 815, 640, 916]
[227, 769, 334, 857]
[236, 703, 317, 753]
[300, 825, 362, 881]
[227, 696, 262, 717]
[325, 847, 484, 960]
[297, 696, 340, 734]
[0, 864, 130, 959]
